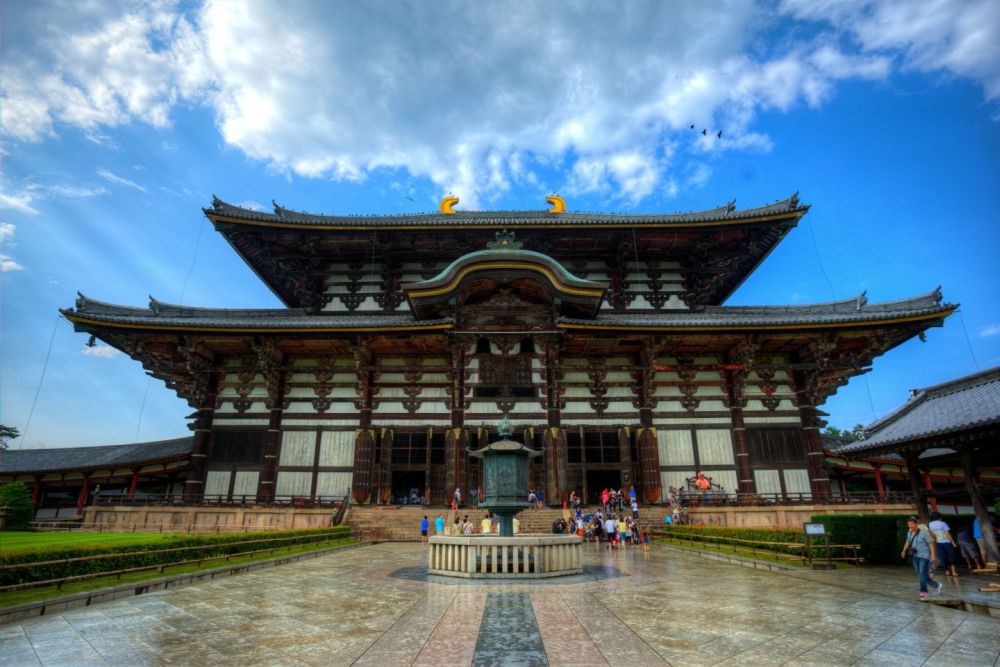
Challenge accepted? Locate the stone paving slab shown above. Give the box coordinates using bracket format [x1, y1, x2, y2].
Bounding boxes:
[1, 542, 998, 666]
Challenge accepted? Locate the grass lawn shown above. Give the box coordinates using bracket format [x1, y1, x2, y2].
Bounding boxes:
[0, 531, 181, 554]
[1, 538, 357, 608]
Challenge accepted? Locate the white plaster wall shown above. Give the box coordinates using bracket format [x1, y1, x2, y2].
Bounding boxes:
[204, 470, 231, 496]
[657, 430, 695, 466]
[319, 431, 355, 467]
[754, 469, 782, 494]
[279, 432, 315, 466]
[276, 471, 312, 497]
[697, 429, 735, 465]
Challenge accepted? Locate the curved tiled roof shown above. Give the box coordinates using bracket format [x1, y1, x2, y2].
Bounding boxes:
[62, 294, 455, 331]
[835, 366, 1000, 454]
[61, 289, 953, 333]
[0, 437, 193, 474]
[560, 289, 953, 329]
[205, 194, 807, 229]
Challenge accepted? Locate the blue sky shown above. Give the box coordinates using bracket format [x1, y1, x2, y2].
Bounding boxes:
[2, 0, 998, 448]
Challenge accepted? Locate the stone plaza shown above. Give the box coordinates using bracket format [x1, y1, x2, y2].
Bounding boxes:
[2, 542, 998, 666]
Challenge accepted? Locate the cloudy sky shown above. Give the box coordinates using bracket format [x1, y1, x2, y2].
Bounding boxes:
[2, 0, 998, 448]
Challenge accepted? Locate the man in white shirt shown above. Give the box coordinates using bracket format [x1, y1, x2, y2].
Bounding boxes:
[928, 512, 959, 577]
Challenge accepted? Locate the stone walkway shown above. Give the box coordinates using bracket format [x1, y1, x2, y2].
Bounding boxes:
[1, 542, 998, 666]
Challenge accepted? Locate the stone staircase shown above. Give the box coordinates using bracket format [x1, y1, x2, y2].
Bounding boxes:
[345, 504, 672, 541]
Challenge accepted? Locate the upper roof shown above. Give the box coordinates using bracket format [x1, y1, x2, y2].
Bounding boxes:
[835, 366, 1000, 454]
[62, 288, 953, 334]
[205, 193, 808, 230]
[0, 437, 193, 475]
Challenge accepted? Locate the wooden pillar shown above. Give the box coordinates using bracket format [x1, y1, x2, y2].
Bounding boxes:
[183, 373, 219, 503]
[960, 447, 1000, 563]
[127, 469, 140, 498]
[792, 371, 832, 500]
[723, 358, 756, 496]
[872, 464, 885, 500]
[922, 471, 938, 513]
[635, 339, 661, 503]
[258, 396, 284, 504]
[902, 452, 930, 523]
[75, 474, 91, 516]
[445, 341, 467, 498]
[543, 339, 566, 505]
[31, 476, 44, 510]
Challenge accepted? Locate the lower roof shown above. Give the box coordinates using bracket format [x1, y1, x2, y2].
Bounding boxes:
[0, 437, 193, 475]
[834, 366, 1000, 455]
[62, 289, 953, 334]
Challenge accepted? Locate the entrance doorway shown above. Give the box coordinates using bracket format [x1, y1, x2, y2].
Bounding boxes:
[586, 469, 622, 505]
[391, 471, 426, 505]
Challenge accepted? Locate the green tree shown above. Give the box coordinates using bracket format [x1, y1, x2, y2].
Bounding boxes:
[0, 481, 34, 531]
[0, 424, 19, 450]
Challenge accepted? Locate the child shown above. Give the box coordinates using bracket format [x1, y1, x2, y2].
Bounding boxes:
[642, 530, 650, 552]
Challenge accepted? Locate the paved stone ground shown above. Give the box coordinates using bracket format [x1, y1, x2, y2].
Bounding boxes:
[1, 542, 998, 666]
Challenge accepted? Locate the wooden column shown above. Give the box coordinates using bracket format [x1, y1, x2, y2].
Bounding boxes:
[902, 451, 930, 523]
[635, 339, 661, 503]
[792, 371, 832, 500]
[75, 474, 91, 516]
[258, 398, 283, 504]
[542, 339, 566, 505]
[872, 464, 885, 500]
[351, 338, 380, 503]
[960, 447, 999, 563]
[922, 471, 938, 513]
[31, 476, 44, 510]
[445, 340, 467, 498]
[127, 469, 140, 498]
[725, 343, 756, 496]
[183, 373, 219, 503]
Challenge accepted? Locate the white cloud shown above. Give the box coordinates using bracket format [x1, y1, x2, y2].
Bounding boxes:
[0, 255, 25, 272]
[979, 323, 1000, 338]
[97, 168, 148, 192]
[0, 1, 993, 205]
[781, 0, 1000, 100]
[1, 192, 40, 215]
[0, 222, 15, 243]
[236, 200, 267, 212]
[82, 344, 122, 358]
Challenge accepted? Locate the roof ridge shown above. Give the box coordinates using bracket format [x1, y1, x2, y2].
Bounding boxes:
[919, 365, 1000, 398]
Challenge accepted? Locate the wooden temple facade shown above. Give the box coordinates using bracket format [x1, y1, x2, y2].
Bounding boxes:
[61, 194, 955, 506]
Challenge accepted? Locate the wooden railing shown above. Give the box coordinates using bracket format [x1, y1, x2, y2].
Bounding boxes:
[650, 529, 863, 566]
[669, 490, 913, 508]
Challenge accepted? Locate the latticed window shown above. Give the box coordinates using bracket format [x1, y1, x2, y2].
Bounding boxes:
[584, 430, 621, 464]
[209, 431, 265, 464]
[479, 355, 532, 386]
[747, 428, 805, 465]
[392, 431, 428, 465]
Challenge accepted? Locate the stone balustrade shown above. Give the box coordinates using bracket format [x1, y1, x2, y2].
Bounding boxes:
[427, 535, 583, 578]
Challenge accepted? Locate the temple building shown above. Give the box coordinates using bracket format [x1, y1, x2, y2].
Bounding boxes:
[58, 194, 955, 507]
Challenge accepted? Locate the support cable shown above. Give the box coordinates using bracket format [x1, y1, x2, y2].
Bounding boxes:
[807, 219, 837, 300]
[956, 309, 980, 371]
[20, 314, 61, 446]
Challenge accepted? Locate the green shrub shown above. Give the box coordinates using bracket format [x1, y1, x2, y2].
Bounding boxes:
[657, 525, 813, 556]
[0, 482, 34, 531]
[0, 526, 352, 586]
[807, 514, 911, 565]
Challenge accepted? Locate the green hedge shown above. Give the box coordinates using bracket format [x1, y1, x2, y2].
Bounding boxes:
[656, 525, 817, 556]
[0, 526, 352, 586]
[809, 513, 979, 565]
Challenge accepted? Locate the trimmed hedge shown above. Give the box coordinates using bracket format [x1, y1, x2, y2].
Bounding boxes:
[0, 526, 353, 586]
[809, 513, 979, 565]
[656, 525, 819, 556]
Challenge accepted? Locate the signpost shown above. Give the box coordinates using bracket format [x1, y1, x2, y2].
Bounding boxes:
[804, 522, 834, 569]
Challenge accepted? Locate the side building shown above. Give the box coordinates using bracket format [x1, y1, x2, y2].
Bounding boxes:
[57, 194, 955, 506]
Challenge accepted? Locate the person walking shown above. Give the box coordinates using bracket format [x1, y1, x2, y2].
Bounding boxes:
[928, 512, 960, 577]
[435, 513, 446, 536]
[901, 516, 942, 599]
[420, 515, 429, 545]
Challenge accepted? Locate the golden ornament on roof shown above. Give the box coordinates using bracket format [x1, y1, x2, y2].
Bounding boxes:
[439, 195, 459, 215]
[546, 194, 566, 214]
